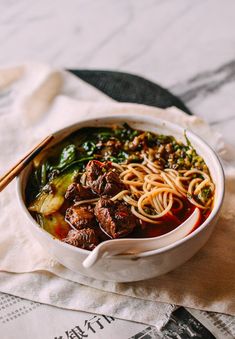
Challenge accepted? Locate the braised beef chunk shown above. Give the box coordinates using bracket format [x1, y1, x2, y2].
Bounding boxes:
[65, 183, 78, 201]
[94, 198, 136, 238]
[65, 183, 95, 202]
[65, 205, 96, 230]
[102, 171, 125, 196]
[62, 228, 98, 250]
[85, 160, 125, 197]
[86, 160, 104, 184]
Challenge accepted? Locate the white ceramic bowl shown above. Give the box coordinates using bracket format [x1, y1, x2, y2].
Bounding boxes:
[17, 114, 225, 282]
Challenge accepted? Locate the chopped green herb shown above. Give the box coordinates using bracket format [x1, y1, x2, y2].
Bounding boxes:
[82, 141, 96, 156]
[200, 187, 212, 200]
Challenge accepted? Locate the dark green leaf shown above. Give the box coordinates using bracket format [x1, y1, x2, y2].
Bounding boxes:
[41, 163, 48, 187]
[60, 156, 94, 173]
[56, 144, 77, 169]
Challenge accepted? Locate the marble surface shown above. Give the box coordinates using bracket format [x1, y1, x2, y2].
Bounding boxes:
[0, 0, 235, 146]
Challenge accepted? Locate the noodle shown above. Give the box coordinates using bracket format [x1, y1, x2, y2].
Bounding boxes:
[74, 198, 99, 206]
[108, 159, 214, 223]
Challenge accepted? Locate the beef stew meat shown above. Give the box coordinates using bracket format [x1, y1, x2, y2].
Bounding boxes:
[65, 205, 97, 230]
[85, 160, 125, 197]
[94, 198, 136, 239]
[62, 228, 98, 250]
[65, 183, 95, 202]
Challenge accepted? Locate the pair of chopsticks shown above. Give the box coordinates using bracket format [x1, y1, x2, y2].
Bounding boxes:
[0, 135, 54, 192]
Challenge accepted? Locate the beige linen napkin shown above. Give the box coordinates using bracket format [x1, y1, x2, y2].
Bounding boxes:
[0, 64, 234, 326]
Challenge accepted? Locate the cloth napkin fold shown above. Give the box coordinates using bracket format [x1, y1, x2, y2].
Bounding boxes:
[0, 64, 234, 328]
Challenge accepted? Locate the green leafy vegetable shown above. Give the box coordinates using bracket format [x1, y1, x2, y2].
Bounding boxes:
[29, 172, 75, 215]
[60, 156, 94, 173]
[54, 144, 77, 170]
[41, 162, 48, 187]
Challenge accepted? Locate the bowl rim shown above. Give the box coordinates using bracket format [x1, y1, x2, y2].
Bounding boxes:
[17, 113, 225, 259]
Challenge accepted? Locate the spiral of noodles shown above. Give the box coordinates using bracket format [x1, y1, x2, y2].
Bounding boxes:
[110, 157, 214, 224]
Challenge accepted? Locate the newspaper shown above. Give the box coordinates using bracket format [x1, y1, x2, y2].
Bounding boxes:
[0, 292, 234, 339]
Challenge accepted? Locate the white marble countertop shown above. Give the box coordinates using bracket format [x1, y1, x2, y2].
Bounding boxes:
[0, 0, 235, 147]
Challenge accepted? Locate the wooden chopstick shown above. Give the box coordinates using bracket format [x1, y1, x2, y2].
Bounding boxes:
[0, 134, 54, 192]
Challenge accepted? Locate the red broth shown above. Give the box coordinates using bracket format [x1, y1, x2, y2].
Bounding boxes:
[128, 199, 203, 239]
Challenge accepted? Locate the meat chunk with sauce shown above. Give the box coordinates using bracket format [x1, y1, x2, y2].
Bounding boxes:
[94, 198, 136, 238]
[85, 160, 125, 197]
[65, 205, 96, 230]
[62, 228, 98, 250]
[65, 183, 95, 202]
